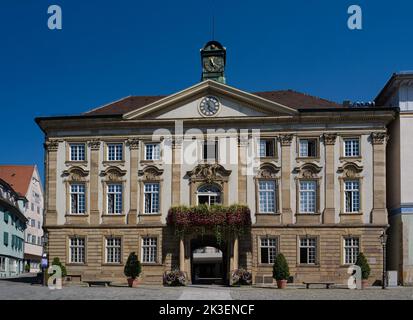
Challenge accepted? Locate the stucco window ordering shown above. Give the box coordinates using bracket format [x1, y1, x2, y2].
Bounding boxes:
[105, 238, 121, 264]
[70, 184, 86, 214]
[258, 181, 276, 213]
[145, 143, 160, 161]
[299, 181, 317, 213]
[260, 238, 278, 264]
[142, 237, 157, 263]
[344, 237, 359, 264]
[344, 180, 360, 213]
[107, 184, 122, 214]
[69, 238, 85, 264]
[69, 144, 85, 161]
[344, 138, 360, 157]
[107, 143, 123, 161]
[144, 183, 160, 214]
[300, 237, 317, 264]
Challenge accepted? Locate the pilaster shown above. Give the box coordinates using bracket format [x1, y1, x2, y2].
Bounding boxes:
[127, 138, 139, 225]
[44, 139, 60, 226]
[280, 135, 293, 224]
[323, 134, 337, 224]
[88, 139, 101, 225]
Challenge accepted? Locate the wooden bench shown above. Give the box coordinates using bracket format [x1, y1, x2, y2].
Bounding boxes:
[303, 282, 335, 289]
[83, 280, 112, 287]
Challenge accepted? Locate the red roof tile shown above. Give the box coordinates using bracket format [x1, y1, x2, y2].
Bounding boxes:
[0, 165, 35, 196]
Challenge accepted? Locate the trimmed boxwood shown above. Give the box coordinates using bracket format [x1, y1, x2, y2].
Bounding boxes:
[124, 252, 142, 279]
[273, 253, 290, 281]
[355, 252, 371, 280]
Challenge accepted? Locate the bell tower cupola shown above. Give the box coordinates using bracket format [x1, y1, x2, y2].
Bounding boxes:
[200, 41, 226, 84]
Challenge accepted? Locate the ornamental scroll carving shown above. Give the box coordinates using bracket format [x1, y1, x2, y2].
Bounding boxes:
[186, 163, 231, 184]
[339, 163, 363, 179]
[138, 165, 164, 181]
[88, 139, 101, 150]
[295, 163, 322, 179]
[44, 140, 61, 152]
[323, 134, 337, 145]
[100, 166, 127, 181]
[126, 138, 139, 150]
[62, 167, 89, 182]
[279, 134, 293, 146]
[256, 163, 280, 179]
[371, 132, 388, 145]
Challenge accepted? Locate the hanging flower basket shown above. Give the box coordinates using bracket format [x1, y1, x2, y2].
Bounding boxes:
[167, 204, 251, 243]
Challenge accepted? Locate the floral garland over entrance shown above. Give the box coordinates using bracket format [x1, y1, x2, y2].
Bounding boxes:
[167, 204, 251, 244]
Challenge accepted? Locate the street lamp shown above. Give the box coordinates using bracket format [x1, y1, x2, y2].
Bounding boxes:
[379, 230, 388, 289]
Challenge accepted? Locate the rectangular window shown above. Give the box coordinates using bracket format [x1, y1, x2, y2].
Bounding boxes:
[344, 237, 359, 264]
[107, 143, 123, 161]
[69, 144, 86, 161]
[31, 219, 35, 227]
[144, 183, 160, 214]
[3, 212, 8, 224]
[3, 232, 8, 246]
[27, 233, 31, 242]
[31, 235, 36, 244]
[70, 184, 86, 214]
[258, 181, 276, 213]
[344, 180, 360, 213]
[344, 138, 360, 157]
[258, 139, 275, 158]
[299, 181, 317, 213]
[107, 184, 122, 214]
[202, 140, 218, 160]
[300, 237, 317, 264]
[299, 139, 317, 158]
[0, 257, 5, 272]
[260, 238, 278, 264]
[31, 203, 34, 211]
[145, 143, 161, 161]
[142, 237, 157, 263]
[37, 221, 41, 229]
[69, 238, 85, 264]
[106, 238, 121, 264]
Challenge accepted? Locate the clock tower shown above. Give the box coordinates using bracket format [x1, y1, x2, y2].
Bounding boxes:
[200, 41, 226, 84]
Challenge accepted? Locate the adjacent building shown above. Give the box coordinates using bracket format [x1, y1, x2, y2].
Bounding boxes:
[375, 72, 413, 285]
[36, 41, 395, 285]
[0, 179, 27, 277]
[0, 165, 44, 272]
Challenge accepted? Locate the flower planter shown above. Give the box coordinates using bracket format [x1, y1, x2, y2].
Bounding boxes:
[127, 278, 140, 288]
[276, 280, 288, 289]
[361, 279, 369, 289]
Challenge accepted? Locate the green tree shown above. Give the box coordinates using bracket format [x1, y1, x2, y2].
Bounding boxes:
[51, 257, 67, 277]
[124, 252, 142, 279]
[355, 252, 371, 280]
[272, 253, 290, 281]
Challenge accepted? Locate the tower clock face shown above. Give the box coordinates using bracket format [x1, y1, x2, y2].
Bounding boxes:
[199, 96, 220, 117]
[203, 56, 224, 72]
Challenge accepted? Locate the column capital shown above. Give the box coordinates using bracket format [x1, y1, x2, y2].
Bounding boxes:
[126, 138, 140, 150]
[44, 139, 61, 152]
[279, 134, 293, 146]
[323, 133, 337, 145]
[88, 139, 101, 150]
[371, 132, 389, 145]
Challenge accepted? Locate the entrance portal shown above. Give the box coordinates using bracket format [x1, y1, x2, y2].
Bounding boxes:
[190, 236, 228, 285]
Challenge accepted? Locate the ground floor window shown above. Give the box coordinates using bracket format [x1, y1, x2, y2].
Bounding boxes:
[69, 237, 85, 263]
[344, 237, 359, 264]
[106, 237, 121, 263]
[141, 237, 157, 263]
[0, 257, 5, 272]
[260, 237, 278, 264]
[299, 237, 317, 264]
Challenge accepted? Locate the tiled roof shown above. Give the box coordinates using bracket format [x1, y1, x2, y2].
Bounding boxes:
[0, 165, 35, 197]
[83, 90, 341, 116]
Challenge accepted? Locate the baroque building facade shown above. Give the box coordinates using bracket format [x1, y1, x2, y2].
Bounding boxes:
[36, 41, 395, 285]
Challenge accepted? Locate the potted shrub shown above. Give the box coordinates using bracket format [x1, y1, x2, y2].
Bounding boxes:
[355, 253, 371, 289]
[124, 252, 142, 287]
[273, 253, 290, 289]
[24, 264, 30, 273]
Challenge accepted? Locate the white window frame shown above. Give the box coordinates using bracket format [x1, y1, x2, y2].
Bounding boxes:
[141, 237, 157, 263]
[69, 237, 85, 264]
[144, 183, 160, 214]
[258, 180, 276, 213]
[260, 238, 278, 264]
[258, 139, 275, 158]
[107, 143, 123, 161]
[343, 237, 360, 265]
[69, 144, 86, 162]
[344, 180, 360, 213]
[343, 138, 360, 158]
[299, 237, 317, 265]
[299, 180, 317, 213]
[107, 184, 122, 214]
[145, 143, 161, 161]
[70, 184, 86, 214]
[105, 237, 122, 264]
[197, 184, 221, 206]
[299, 139, 317, 158]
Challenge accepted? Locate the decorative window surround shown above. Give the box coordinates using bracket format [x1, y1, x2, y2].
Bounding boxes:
[144, 143, 161, 161]
[141, 236, 159, 264]
[343, 236, 360, 265]
[103, 142, 125, 164]
[259, 237, 279, 265]
[339, 136, 362, 160]
[257, 137, 277, 159]
[100, 166, 127, 224]
[68, 237, 86, 265]
[66, 142, 87, 164]
[138, 166, 164, 224]
[298, 236, 319, 266]
[296, 137, 320, 160]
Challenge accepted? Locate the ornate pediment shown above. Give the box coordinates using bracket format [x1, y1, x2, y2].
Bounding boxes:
[138, 165, 164, 181]
[294, 163, 322, 179]
[338, 162, 363, 178]
[62, 166, 89, 181]
[100, 166, 127, 181]
[186, 163, 231, 183]
[256, 163, 280, 179]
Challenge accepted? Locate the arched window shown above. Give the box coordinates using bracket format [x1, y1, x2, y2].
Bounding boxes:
[197, 184, 221, 206]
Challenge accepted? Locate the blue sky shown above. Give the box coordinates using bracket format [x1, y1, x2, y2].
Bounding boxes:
[0, 0, 412, 180]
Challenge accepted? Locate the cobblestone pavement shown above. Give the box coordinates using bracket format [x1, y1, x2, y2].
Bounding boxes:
[1, 277, 413, 300]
